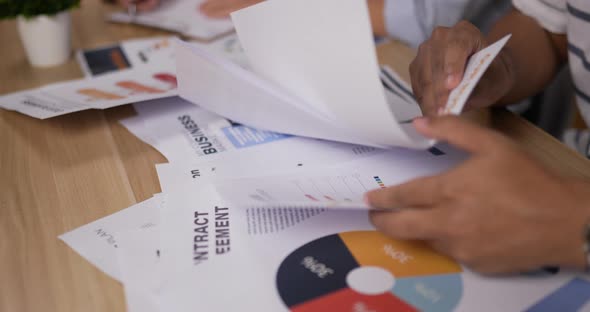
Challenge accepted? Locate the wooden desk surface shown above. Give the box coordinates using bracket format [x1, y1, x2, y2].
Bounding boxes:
[1, 1, 590, 311]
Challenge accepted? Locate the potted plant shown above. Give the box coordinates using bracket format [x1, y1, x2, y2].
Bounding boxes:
[0, 0, 80, 67]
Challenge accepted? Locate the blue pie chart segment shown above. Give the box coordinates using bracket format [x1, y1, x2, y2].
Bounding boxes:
[392, 273, 463, 312]
[526, 278, 590, 312]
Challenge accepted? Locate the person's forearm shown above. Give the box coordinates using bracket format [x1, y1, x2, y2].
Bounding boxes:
[368, 0, 387, 37]
[487, 9, 568, 105]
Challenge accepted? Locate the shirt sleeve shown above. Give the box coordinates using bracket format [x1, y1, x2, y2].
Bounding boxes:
[512, 0, 568, 34]
[383, 0, 471, 48]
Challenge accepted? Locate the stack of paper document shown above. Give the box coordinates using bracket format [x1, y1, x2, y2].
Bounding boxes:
[0, 37, 179, 119]
[0, 34, 247, 119]
[0, 66, 177, 119]
[56, 0, 590, 311]
[59, 97, 590, 312]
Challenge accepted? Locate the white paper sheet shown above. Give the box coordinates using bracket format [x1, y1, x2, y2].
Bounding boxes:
[155, 142, 460, 194]
[0, 66, 177, 119]
[122, 97, 236, 161]
[122, 96, 393, 164]
[119, 115, 160, 148]
[154, 145, 464, 282]
[158, 182, 374, 311]
[158, 180, 584, 312]
[379, 66, 416, 106]
[379, 65, 421, 122]
[442, 35, 512, 115]
[174, 40, 374, 146]
[108, 0, 234, 40]
[212, 146, 464, 210]
[117, 227, 162, 312]
[188, 34, 249, 69]
[231, 0, 424, 147]
[59, 195, 164, 281]
[154, 143, 381, 193]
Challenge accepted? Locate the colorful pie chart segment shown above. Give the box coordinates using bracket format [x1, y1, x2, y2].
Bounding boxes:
[392, 273, 463, 311]
[339, 231, 462, 278]
[526, 278, 590, 312]
[276, 231, 463, 312]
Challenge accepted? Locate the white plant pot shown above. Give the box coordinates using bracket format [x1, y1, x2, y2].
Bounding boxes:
[17, 11, 72, 67]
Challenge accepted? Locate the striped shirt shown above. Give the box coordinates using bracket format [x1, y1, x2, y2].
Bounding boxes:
[513, 0, 590, 131]
[383, 0, 511, 48]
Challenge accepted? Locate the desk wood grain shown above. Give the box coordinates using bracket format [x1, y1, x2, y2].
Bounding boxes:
[1, 1, 590, 312]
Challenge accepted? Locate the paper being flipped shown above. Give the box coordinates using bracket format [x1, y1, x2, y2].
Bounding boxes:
[174, 0, 511, 150]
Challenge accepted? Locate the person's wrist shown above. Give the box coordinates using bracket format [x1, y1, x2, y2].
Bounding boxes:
[555, 179, 590, 270]
[495, 49, 517, 105]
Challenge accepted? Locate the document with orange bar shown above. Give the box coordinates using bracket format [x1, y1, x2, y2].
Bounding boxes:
[0, 65, 177, 119]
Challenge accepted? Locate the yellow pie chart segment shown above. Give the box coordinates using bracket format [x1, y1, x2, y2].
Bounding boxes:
[339, 231, 462, 278]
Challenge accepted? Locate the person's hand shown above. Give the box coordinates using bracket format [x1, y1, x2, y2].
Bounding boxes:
[199, 0, 262, 19]
[365, 115, 590, 274]
[117, 0, 160, 12]
[410, 21, 516, 116]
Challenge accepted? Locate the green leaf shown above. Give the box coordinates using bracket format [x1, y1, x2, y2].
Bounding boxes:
[0, 0, 81, 20]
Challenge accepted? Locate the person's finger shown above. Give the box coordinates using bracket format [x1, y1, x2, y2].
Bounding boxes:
[199, 1, 213, 14]
[369, 209, 446, 240]
[365, 175, 444, 210]
[430, 23, 484, 112]
[413, 115, 505, 154]
[429, 240, 453, 256]
[409, 46, 426, 113]
[118, 0, 132, 7]
[201, 0, 256, 18]
[200, 0, 231, 17]
[429, 27, 453, 111]
[443, 21, 486, 90]
[413, 43, 439, 116]
[421, 74, 438, 116]
[137, 0, 160, 11]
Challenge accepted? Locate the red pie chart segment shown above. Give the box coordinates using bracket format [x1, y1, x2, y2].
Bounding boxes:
[291, 288, 417, 312]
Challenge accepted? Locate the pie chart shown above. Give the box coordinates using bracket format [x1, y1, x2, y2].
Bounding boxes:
[276, 231, 463, 312]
